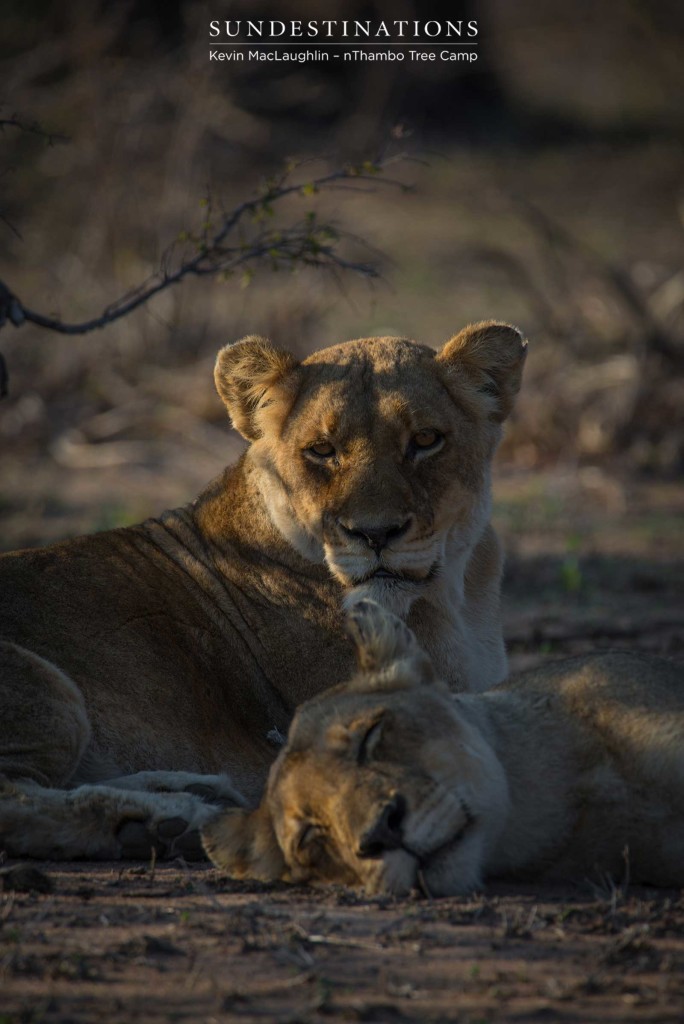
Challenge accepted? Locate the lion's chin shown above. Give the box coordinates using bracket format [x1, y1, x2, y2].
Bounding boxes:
[342, 576, 423, 618]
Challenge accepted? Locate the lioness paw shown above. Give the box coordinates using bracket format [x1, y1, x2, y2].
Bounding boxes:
[183, 776, 247, 808]
[104, 771, 248, 809]
[116, 809, 214, 861]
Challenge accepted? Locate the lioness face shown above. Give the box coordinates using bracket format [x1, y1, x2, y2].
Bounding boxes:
[267, 685, 509, 896]
[203, 601, 510, 896]
[215, 323, 526, 615]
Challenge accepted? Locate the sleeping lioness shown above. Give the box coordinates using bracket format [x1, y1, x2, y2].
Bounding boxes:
[0, 322, 526, 860]
[203, 601, 684, 894]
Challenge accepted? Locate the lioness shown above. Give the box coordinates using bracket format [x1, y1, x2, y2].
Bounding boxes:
[0, 322, 525, 860]
[203, 602, 684, 895]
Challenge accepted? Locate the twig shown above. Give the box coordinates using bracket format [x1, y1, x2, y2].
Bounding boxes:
[292, 922, 399, 953]
[0, 115, 69, 146]
[0, 158, 409, 339]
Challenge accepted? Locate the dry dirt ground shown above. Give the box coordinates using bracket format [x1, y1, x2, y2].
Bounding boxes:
[2, 865, 684, 1024]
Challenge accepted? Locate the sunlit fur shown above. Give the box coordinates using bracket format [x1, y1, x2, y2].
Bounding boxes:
[214, 322, 527, 688]
[203, 602, 684, 896]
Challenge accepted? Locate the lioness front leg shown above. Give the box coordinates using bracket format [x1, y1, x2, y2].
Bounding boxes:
[0, 643, 248, 860]
[0, 777, 219, 861]
[103, 770, 247, 808]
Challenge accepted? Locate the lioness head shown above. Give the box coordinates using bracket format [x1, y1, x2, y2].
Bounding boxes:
[214, 323, 526, 615]
[202, 600, 510, 896]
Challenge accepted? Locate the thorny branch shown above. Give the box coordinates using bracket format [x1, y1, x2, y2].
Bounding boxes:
[0, 156, 412, 396]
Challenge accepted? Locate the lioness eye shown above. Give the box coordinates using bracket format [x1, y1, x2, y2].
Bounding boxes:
[413, 429, 441, 450]
[307, 441, 336, 459]
[358, 719, 384, 765]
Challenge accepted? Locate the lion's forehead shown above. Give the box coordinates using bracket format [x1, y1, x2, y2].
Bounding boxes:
[301, 336, 433, 371]
[286, 354, 453, 445]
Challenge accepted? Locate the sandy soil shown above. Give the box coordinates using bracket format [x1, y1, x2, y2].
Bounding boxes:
[2, 863, 684, 1024]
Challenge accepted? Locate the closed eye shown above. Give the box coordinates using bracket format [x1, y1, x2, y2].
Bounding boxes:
[357, 719, 384, 765]
[295, 823, 329, 866]
[296, 823, 317, 852]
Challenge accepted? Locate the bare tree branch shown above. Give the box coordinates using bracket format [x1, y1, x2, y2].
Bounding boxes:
[0, 158, 411, 341]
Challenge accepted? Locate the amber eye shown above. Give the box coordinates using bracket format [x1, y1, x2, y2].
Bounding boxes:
[412, 429, 442, 450]
[307, 441, 336, 459]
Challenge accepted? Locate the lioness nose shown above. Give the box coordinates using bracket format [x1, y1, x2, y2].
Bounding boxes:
[357, 794, 407, 858]
[338, 518, 411, 555]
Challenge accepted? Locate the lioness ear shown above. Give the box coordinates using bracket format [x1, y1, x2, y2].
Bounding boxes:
[345, 599, 435, 690]
[437, 321, 527, 422]
[215, 336, 299, 441]
[201, 804, 286, 882]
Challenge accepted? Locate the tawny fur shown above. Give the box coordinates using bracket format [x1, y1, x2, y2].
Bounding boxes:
[0, 324, 525, 859]
[203, 602, 684, 895]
